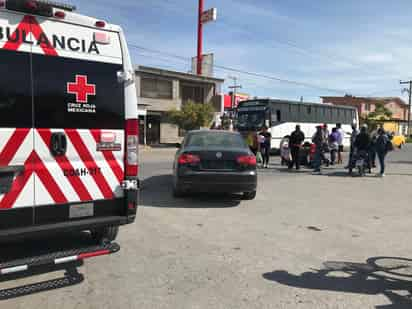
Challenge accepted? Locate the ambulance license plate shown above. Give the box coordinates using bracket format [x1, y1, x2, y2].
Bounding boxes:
[69, 203, 94, 219]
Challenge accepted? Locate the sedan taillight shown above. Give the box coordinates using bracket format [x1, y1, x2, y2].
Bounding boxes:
[237, 155, 257, 166]
[178, 154, 201, 165]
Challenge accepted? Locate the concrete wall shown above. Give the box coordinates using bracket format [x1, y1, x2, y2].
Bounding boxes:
[160, 122, 181, 144]
[136, 70, 223, 144]
[136, 75, 182, 112]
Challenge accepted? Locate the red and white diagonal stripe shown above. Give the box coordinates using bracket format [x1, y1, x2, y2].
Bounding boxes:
[0, 128, 124, 209]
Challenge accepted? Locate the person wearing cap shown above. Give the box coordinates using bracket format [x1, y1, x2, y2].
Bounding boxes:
[289, 125, 305, 170]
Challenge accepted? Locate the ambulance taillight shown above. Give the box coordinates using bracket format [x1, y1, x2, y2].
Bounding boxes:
[125, 119, 139, 177]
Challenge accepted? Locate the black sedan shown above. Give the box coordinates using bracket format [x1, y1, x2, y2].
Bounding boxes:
[172, 130, 257, 200]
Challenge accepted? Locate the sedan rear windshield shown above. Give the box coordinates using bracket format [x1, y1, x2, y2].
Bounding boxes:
[185, 132, 246, 148]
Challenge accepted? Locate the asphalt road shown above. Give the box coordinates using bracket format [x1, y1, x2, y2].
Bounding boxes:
[2, 146, 412, 309]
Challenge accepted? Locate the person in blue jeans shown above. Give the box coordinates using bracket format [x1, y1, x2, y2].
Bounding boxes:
[375, 128, 390, 177]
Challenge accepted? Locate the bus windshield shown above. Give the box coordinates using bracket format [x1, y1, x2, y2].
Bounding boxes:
[237, 110, 265, 130]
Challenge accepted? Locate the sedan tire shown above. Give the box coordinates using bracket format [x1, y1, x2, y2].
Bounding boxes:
[243, 191, 257, 200]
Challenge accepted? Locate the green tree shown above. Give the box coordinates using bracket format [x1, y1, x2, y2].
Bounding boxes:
[361, 101, 392, 131]
[167, 101, 215, 131]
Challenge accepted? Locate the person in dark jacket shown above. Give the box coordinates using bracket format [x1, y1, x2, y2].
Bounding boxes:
[375, 128, 390, 177]
[289, 125, 305, 170]
[259, 126, 272, 168]
[369, 130, 378, 168]
[312, 126, 325, 174]
[346, 124, 359, 169]
[354, 126, 371, 151]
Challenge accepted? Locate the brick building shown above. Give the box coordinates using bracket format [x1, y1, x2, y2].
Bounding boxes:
[321, 95, 410, 135]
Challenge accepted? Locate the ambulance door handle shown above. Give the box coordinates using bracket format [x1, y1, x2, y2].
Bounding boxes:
[0, 165, 24, 175]
[50, 133, 67, 157]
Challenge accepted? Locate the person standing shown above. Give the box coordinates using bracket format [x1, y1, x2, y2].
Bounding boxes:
[312, 126, 325, 174]
[336, 123, 344, 164]
[247, 131, 259, 155]
[369, 129, 378, 168]
[322, 124, 330, 142]
[375, 128, 391, 177]
[329, 128, 339, 165]
[321, 124, 330, 166]
[289, 125, 305, 170]
[259, 126, 272, 168]
[354, 125, 371, 152]
[346, 124, 359, 169]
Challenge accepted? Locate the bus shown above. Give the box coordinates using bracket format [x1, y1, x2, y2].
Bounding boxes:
[236, 99, 359, 150]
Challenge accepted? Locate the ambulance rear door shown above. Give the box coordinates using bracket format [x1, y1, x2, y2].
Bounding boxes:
[31, 15, 125, 224]
[0, 10, 35, 227]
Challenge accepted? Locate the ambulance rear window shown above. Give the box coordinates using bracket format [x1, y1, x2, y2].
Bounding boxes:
[33, 54, 124, 129]
[0, 49, 32, 128]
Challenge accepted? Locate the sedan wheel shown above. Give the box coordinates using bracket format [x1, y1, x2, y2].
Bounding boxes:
[243, 191, 257, 200]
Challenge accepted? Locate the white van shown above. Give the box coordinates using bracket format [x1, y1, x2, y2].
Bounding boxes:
[0, 0, 139, 274]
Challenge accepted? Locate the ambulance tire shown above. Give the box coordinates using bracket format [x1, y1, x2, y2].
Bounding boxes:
[91, 226, 119, 244]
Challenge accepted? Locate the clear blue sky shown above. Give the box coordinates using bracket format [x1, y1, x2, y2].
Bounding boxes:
[73, 0, 412, 102]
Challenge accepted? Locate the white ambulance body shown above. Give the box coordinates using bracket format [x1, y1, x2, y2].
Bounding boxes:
[0, 0, 139, 272]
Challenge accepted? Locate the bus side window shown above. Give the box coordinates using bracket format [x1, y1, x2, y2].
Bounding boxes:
[265, 109, 271, 127]
[276, 110, 281, 122]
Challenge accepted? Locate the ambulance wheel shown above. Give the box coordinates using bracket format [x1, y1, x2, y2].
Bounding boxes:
[91, 226, 119, 243]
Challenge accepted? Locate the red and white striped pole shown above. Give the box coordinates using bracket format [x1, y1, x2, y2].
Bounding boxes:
[197, 0, 204, 76]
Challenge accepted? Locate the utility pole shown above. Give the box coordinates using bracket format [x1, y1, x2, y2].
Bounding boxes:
[197, 0, 203, 75]
[400, 80, 412, 137]
[228, 76, 242, 110]
[196, 1, 217, 76]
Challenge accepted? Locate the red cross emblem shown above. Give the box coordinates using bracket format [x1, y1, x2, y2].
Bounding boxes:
[67, 75, 96, 103]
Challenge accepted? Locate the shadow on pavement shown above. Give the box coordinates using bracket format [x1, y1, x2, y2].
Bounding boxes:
[0, 232, 99, 300]
[388, 161, 412, 165]
[141, 175, 241, 208]
[263, 257, 412, 309]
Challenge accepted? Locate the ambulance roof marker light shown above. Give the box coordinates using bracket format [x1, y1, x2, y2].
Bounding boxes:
[95, 20, 106, 28]
[54, 10, 65, 18]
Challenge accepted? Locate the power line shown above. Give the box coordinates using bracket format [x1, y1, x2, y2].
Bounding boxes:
[129, 44, 359, 94]
[142, 0, 382, 78]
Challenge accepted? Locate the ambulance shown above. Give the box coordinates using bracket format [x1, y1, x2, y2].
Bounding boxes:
[0, 0, 139, 274]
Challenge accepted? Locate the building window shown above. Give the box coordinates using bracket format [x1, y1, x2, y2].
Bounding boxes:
[276, 110, 281, 122]
[365, 103, 371, 112]
[181, 84, 206, 105]
[141, 77, 173, 99]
